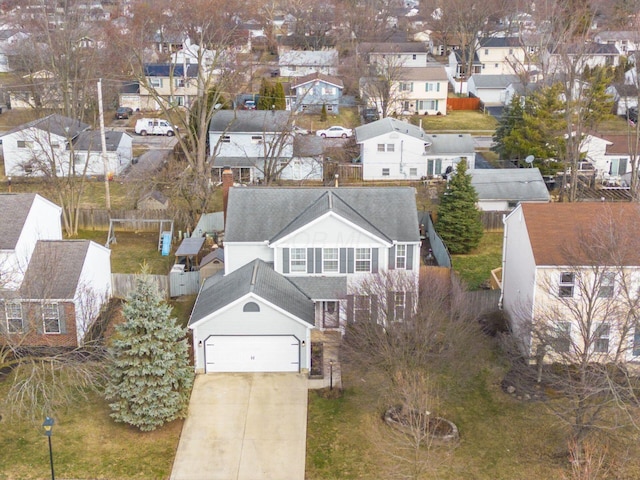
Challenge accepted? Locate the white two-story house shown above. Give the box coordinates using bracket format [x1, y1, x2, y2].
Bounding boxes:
[188, 182, 421, 374]
[359, 42, 432, 68]
[477, 37, 529, 75]
[140, 63, 200, 110]
[360, 66, 448, 117]
[355, 117, 475, 181]
[501, 202, 640, 365]
[1, 114, 91, 177]
[209, 110, 322, 183]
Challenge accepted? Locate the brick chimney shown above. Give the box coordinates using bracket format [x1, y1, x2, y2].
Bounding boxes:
[222, 167, 233, 227]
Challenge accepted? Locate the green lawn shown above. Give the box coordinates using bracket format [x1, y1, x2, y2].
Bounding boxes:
[452, 232, 503, 290]
[420, 110, 498, 132]
[0, 386, 182, 480]
[77, 229, 175, 274]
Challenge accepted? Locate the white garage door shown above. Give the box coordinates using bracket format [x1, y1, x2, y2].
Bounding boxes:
[205, 335, 300, 373]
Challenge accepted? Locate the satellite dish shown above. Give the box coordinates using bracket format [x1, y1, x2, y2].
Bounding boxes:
[524, 155, 535, 167]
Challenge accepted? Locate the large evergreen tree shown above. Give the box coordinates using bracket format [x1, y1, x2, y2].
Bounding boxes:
[105, 275, 193, 431]
[435, 159, 483, 254]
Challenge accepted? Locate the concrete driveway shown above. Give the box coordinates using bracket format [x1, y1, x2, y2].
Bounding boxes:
[170, 373, 308, 480]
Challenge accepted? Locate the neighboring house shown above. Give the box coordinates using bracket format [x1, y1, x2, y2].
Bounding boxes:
[580, 134, 632, 184]
[0, 193, 62, 289]
[501, 203, 640, 363]
[188, 184, 421, 373]
[140, 63, 199, 110]
[291, 72, 343, 114]
[361, 66, 448, 116]
[359, 42, 432, 68]
[1, 114, 91, 177]
[118, 82, 141, 112]
[278, 49, 339, 78]
[541, 43, 621, 75]
[355, 117, 475, 180]
[593, 31, 640, 55]
[71, 130, 133, 177]
[469, 168, 550, 211]
[0, 193, 112, 347]
[0, 29, 29, 73]
[468, 74, 520, 105]
[209, 110, 321, 182]
[8, 240, 112, 347]
[8, 70, 63, 110]
[606, 83, 638, 116]
[477, 37, 528, 75]
[446, 50, 482, 94]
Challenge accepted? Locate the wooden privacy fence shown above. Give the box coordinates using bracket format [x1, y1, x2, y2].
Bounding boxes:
[111, 273, 170, 298]
[481, 211, 508, 232]
[112, 272, 201, 299]
[464, 290, 501, 314]
[77, 209, 173, 231]
[447, 97, 481, 111]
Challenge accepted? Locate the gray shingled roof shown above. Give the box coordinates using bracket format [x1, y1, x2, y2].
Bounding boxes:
[20, 240, 90, 299]
[0, 193, 38, 250]
[72, 130, 125, 152]
[279, 50, 338, 66]
[470, 168, 550, 202]
[398, 66, 448, 81]
[355, 117, 432, 143]
[426, 133, 475, 155]
[293, 135, 324, 156]
[479, 37, 523, 48]
[208, 110, 291, 133]
[225, 187, 420, 244]
[288, 276, 347, 300]
[471, 74, 520, 89]
[189, 259, 315, 326]
[1, 114, 90, 139]
[359, 42, 429, 54]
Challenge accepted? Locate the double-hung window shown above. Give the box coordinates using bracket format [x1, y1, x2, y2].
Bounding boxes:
[553, 322, 571, 353]
[290, 248, 306, 273]
[393, 292, 406, 321]
[43, 303, 60, 334]
[633, 326, 640, 357]
[355, 248, 371, 272]
[6, 302, 23, 333]
[598, 272, 615, 298]
[594, 323, 610, 353]
[323, 248, 339, 273]
[150, 78, 162, 88]
[395, 245, 406, 269]
[559, 272, 575, 297]
[354, 295, 372, 322]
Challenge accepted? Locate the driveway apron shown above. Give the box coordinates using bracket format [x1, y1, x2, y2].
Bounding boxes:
[170, 373, 308, 480]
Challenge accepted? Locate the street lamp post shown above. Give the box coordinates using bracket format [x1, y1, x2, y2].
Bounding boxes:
[42, 416, 55, 480]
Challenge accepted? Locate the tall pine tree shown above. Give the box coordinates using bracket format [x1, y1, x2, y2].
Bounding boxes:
[105, 275, 193, 431]
[435, 159, 483, 254]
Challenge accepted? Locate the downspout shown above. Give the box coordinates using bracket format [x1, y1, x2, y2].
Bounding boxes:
[498, 211, 508, 310]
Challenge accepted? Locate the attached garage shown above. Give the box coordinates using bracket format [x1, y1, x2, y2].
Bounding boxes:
[204, 335, 301, 373]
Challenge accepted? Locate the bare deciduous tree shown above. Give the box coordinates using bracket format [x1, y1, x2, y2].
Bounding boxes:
[506, 210, 640, 459]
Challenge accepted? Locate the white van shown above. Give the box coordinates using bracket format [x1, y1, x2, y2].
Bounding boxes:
[134, 118, 177, 136]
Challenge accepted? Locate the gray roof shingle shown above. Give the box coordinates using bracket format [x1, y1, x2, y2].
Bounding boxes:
[72, 130, 125, 152]
[355, 117, 432, 143]
[0, 193, 37, 249]
[189, 259, 315, 326]
[470, 168, 550, 202]
[20, 240, 90, 299]
[225, 187, 420, 244]
[208, 110, 291, 133]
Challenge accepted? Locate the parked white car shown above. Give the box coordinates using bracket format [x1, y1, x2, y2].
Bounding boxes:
[135, 118, 178, 136]
[316, 126, 353, 138]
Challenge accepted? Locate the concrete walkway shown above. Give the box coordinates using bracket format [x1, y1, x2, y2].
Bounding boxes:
[170, 373, 308, 480]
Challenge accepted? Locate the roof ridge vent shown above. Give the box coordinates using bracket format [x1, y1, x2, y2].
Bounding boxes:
[328, 191, 333, 208]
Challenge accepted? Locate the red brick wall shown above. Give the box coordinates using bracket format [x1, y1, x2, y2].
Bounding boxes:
[2, 302, 79, 347]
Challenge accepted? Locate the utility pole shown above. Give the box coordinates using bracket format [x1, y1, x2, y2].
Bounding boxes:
[97, 79, 111, 210]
